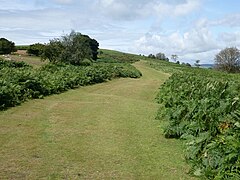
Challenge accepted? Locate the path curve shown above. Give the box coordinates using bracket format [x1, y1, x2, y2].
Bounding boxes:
[0, 61, 196, 179]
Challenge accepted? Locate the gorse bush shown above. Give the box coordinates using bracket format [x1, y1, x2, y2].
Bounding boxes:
[156, 70, 240, 179]
[0, 59, 141, 110]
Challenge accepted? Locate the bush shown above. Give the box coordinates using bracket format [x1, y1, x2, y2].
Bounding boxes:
[0, 60, 141, 110]
[27, 43, 45, 56]
[79, 59, 92, 66]
[42, 31, 99, 65]
[0, 38, 16, 54]
[0, 58, 30, 68]
[156, 71, 240, 179]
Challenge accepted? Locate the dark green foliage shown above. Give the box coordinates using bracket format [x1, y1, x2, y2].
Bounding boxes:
[0, 38, 16, 54]
[0, 59, 141, 110]
[16, 45, 29, 50]
[27, 43, 45, 56]
[87, 35, 99, 60]
[155, 69, 240, 179]
[0, 59, 30, 68]
[79, 59, 92, 66]
[41, 40, 63, 63]
[41, 31, 99, 65]
[148, 54, 156, 59]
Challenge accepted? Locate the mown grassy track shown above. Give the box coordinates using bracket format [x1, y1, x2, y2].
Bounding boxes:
[0, 61, 196, 179]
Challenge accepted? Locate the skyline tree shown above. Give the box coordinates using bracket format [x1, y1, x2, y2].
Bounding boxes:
[215, 47, 240, 73]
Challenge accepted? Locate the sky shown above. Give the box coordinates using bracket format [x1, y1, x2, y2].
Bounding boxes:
[0, 0, 240, 64]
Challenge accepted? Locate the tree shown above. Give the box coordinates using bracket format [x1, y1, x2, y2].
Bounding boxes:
[41, 39, 64, 63]
[148, 54, 156, 59]
[156, 52, 168, 61]
[27, 43, 45, 56]
[165, 58, 169, 62]
[181, 62, 192, 67]
[171, 54, 178, 62]
[42, 31, 99, 65]
[215, 47, 240, 73]
[61, 32, 92, 65]
[185, 63, 192, 67]
[85, 35, 99, 60]
[0, 38, 16, 54]
[194, 60, 201, 68]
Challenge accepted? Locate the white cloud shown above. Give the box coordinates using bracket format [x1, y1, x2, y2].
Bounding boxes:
[53, 0, 73, 4]
[174, 0, 200, 16]
[153, 0, 200, 17]
[132, 27, 219, 54]
[210, 13, 240, 27]
[0, 0, 39, 10]
[219, 32, 240, 47]
[95, 0, 201, 21]
[131, 25, 221, 63]
[129, 11, 240, 63]
[180, 50, 220, 64]
[0, 0, 239, 64]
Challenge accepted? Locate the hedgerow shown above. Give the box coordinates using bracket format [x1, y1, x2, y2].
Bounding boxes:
[0, 59, 141, 110]
[156, 69, 240, 179]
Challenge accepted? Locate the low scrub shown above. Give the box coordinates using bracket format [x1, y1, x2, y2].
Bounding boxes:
[156, 70, 240, 179]
[0, 59, 141, 110]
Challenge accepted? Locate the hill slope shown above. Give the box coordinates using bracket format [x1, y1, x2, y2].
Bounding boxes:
[0, 61, 196, 179]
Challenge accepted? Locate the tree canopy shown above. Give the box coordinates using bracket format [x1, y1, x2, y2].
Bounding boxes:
[194, 60, 201, 68]
[148, 52, 169, 61]
[0, 38, 16, 54]
[156, 52, 168, 61]
[27, 43, 45, 56]
[42, 31, 99, 65]
[215, 47, 240, 73]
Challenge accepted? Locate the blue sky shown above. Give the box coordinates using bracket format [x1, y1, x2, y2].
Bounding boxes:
[0, 0, 240, 64]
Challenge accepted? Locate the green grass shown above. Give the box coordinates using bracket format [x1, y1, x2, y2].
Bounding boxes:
[98, 49, 141, 63]
[0, 61, 196, 179]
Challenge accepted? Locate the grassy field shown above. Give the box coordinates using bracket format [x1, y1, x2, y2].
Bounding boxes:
[2, 50, 47, 68]
[0, 60, 196, 179]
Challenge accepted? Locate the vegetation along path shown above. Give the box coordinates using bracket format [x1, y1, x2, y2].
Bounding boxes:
[0, 61, 196, 179]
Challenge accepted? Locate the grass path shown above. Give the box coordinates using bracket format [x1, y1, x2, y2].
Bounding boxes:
[0, 61, 196, 179]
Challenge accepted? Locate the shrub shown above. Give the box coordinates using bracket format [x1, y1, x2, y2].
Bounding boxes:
[27, 43, 45, 56]
[156, 71, 240, 179]
[0, 60, 141, 110]
[0, 38, 16, 54]
[41, 31, 99, 65]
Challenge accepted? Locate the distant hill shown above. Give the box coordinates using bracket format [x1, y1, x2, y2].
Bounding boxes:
[199, 64, 214, 68]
